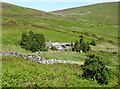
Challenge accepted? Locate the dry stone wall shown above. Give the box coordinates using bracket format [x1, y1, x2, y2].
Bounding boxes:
[0, 51, 84, 65]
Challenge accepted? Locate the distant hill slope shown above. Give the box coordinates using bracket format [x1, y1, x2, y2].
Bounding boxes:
[2, 3, 58, 24]
[51, 2, 118, 25]
[2, 2, 49, 15]
[2, 2, 118, 52]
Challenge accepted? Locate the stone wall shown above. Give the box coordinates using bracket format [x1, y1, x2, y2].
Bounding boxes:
[0, 51, 84, 65]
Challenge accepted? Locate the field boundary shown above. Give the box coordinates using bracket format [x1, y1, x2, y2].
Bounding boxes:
[0, 51, 84, 65]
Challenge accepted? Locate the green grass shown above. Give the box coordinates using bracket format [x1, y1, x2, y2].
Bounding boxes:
[1, 2, 118, 67]
[1, 2, 119, 87]
[39, 51, 87, 62]
[2, 56, 118, 87]
[2, 1, 118, 70]
[2, 44, 32, 53]
[39, 50, 118, 67]
[52, 2, 118, 25]
[2, 27, 79, 44]
[2, 2, 118, 48]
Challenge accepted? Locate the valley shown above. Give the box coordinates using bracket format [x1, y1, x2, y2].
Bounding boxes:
[1, 2, 119, 87]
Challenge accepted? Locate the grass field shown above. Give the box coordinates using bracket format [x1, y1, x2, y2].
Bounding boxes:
[2, 2, 118, 47]
[39, 50, 118, 67]
[1, 2, 119, 87]
[2, 56, 118, 87]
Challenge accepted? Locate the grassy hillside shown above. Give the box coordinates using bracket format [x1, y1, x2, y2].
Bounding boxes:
[2, 1, 118, 64]
[2, 56, 118, 87]
[1, 2, 119, 87]
[2, 2, 118, 52]
[52, 2, 118, 47]
[52, 2, 118, 25]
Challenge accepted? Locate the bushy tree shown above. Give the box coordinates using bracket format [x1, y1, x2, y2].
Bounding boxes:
[80, 39, 85, 52]
[34, 34, 45, 50]
[29, 31, 34, 39]
[20, 31, 46, 52]
[74, 41, 80, 52]
[73, 36, 91, 53]
[20, 32, 27, 48]
[30, 41, 39, 52]
[82, 54, 111, 84]
[25, 34, 33, 50]
[79, 35, 84, 44]
[83, 42, 91, 52]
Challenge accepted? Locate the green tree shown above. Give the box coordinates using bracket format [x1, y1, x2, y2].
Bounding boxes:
[80, 39, 85, 51]
[73, 36, 91, 53]
[83, 42, 91, 52]
[29, 31, 34, 39]
[20, 31, 46, 52]
[20, 32, 27, 47]
[82, 55, 111, 84]
[25, 34, 33, 50]
[30, 41, 39, 52]
[34, 34, 45, 50]
[79, 36, 84, 44]
[74, 41, 80, 52]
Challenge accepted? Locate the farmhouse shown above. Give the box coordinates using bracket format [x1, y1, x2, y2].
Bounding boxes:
[45, 42, 72, 50]
[52, 42, 63, 50]
[61, 43, 71, 50]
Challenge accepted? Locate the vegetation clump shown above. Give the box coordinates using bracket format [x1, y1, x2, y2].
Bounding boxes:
[73, 36, 91, 53]
[82, 54, 112, 84]
[20, 31, 46, 52]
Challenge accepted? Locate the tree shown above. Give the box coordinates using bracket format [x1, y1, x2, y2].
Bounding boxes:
[90, 39, 96, 46]
[73, 36, 91, 53]
[30, 41, 39, 52]
[79, 36, 84, 44]
[83, 42, 91, 52]
[25, 34, 33, 50]
[20, 32, 27, 47]
[29, 31, 34, 39]
[80, 39, 85, 52]
[20, 31, 46, 52]
[82, 54, 111, 84]
[34, 34, 45, 50]
[74, 41, 80, 52]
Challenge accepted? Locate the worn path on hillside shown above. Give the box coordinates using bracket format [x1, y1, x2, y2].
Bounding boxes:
[0, 51, 84, 65]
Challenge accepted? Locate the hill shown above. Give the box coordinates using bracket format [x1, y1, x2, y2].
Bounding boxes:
[1, 1, 118, 70]
[51, 2, 119, 48]
[2, 2, 118, 52]
[51, 2, 118, 25]
[1, 2, 119, 87]
[2, 56, 118, 87]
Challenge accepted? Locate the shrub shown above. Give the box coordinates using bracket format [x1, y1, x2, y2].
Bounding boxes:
[82, 54, 112, 84]
[20, 31, 46, 52]
[20, 32, 27, 48]
[74, 41, 80, 52]
[73, 36, 91, 53]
